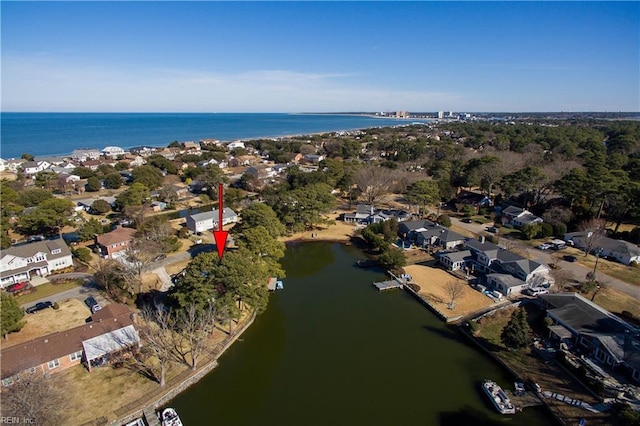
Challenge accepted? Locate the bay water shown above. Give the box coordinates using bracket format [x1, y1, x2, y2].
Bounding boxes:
[168, 242, 554, 425]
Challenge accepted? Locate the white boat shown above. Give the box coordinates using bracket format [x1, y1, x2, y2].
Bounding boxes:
[161, 408, 183, 426]
[482, 379, 516, 414]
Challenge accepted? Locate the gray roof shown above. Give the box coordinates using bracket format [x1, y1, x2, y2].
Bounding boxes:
[565, 232, 640, 258]
[188, 207, 237, 223]
[1, 239, 71, 261]
[399, 220, 436, 233]
[541, 293, 635, 335]
[486, 273, 526, 288]
[501, 258, 545, 275]
[417, 224, 466, 244]
[502, 205, 525, 215]
[441, 250, 472, 262]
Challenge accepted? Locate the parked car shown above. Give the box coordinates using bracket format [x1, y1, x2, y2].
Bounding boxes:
[564, 255, 578, 263]
[6, 281, 29, 293]
[461, 218, 473, 223]
[537, 243, 551, 250]
[25, 301, 53, 314]
[84, 296, 100, 313]
[152, 254, 167, 262]
[487, 226, 499, 233]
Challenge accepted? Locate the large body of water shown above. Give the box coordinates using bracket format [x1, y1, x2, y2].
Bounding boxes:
[168, 242, 554, 425]
[0, 113, 429, 159]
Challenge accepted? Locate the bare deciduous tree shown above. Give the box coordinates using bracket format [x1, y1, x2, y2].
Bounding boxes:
[175, 303, 216, 370]
[551, 268, 574, 293]
[355, 166, 394, 206]
[126, 306, 176, 387]
[0, 372, 63, 424]
[445, 280, 465, 310]
[577, 218, 606, 256]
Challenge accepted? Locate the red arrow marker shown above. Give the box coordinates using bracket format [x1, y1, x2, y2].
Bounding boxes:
[212, 183, 228, 259]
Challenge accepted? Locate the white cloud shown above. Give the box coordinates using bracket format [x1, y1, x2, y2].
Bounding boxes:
[1, 55, 465, 112]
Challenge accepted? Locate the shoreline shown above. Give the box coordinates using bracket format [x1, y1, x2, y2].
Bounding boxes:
[9, 115, 433, 161]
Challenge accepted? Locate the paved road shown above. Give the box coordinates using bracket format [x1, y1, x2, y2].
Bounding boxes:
[451, 217, 640, 300]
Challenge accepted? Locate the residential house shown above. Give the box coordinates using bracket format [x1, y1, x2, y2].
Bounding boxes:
[200, 139, 222, 147]
[454, 190, 493, 208]
[81, 160, 102, 171]
[4, 159, 25, 173]
[0, 304, 139, 385]
[182, 141, 201, 151]
[500, 206, 543, 229]
[76, 197, 116, 213]
[185, 208, 238, 234]
[486, 273, 528, 296]
[71, 149, 101, 162]
[303, 154, 325, 164]
[102, 146, 126, 157]
[150, 201, 167, 212]
[244, 165, 276, 181]
[439, 250, 474, 272]
[344, 205, 412, 225]
[0, 158, 6, 172]
[440, 237, 552, 296]
[398, 220, 436, 238]
[227, 141, 246, 151]
[21, 160, 51, 176]
[0, 239, 74, 287]
[539, 293, 640, 383]
[564, 232, 640, 265]
[95, 226, 136, 259]
[413, 223, 466, 250]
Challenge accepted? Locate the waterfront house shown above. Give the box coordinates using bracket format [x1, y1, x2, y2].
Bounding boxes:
[413, 224, 466, 250]
[0, 239, 74, 287]
[71, 149, 101, 162]
[227, 141, 246, 151]
[185, 208, 238, 234]
[500, 206, 543, 229]
[0, 304, 139, 385]
[182, 141, 201, 151]
[539, 293, 640, 384]
[486, 273, 528, 296]
[102, 146, 126, 157]
[4, 159, 25, 173]
[95, 226, 136, 259]
[21, 160, 51, 176]
[439, 250, 473, 271]
[0, 158, 6, 172]
[564, 232, 640, 265]
[344, 204, 412, 225]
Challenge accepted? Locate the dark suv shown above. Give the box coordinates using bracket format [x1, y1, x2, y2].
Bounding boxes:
[85, 296, 99, 310]
[25, 301, 53, 314]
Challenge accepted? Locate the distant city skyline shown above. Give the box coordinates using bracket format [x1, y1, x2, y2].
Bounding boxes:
[2, 2, 638, 113]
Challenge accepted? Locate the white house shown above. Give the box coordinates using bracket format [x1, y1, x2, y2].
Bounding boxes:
[185, 208, 238, 234]
[4, 159, 25, 173]
[0, 240, 74, 287]
[102, 146, 126, 157]
[0, 158, 6, 172]
[71, 149, 101, 162]
[226, 141, 246, 151]
[22, 161, 51, 176]
[501, 206, 543, 228]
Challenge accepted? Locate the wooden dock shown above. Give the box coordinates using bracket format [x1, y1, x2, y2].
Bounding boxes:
[505, 389, 543, 410]
[373, 279, 404, 291]
[143, 407, 160, 426]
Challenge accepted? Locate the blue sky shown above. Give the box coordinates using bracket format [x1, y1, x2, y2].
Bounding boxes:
[2, 1, 638, 112]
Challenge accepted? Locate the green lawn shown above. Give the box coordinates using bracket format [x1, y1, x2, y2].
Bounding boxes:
[16, 280, 83, 304]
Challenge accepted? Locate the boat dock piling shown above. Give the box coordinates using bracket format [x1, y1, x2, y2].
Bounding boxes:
[373, 279, 404, 291]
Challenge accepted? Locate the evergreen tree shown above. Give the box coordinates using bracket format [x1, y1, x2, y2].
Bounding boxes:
[1, 293, 26, 339]
[500, 308, 530, 350]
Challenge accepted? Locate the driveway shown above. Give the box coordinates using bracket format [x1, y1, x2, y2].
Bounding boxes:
[20, 280, 107, 309]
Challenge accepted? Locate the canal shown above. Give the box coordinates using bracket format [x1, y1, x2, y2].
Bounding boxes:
[169, 242, 554, 425]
